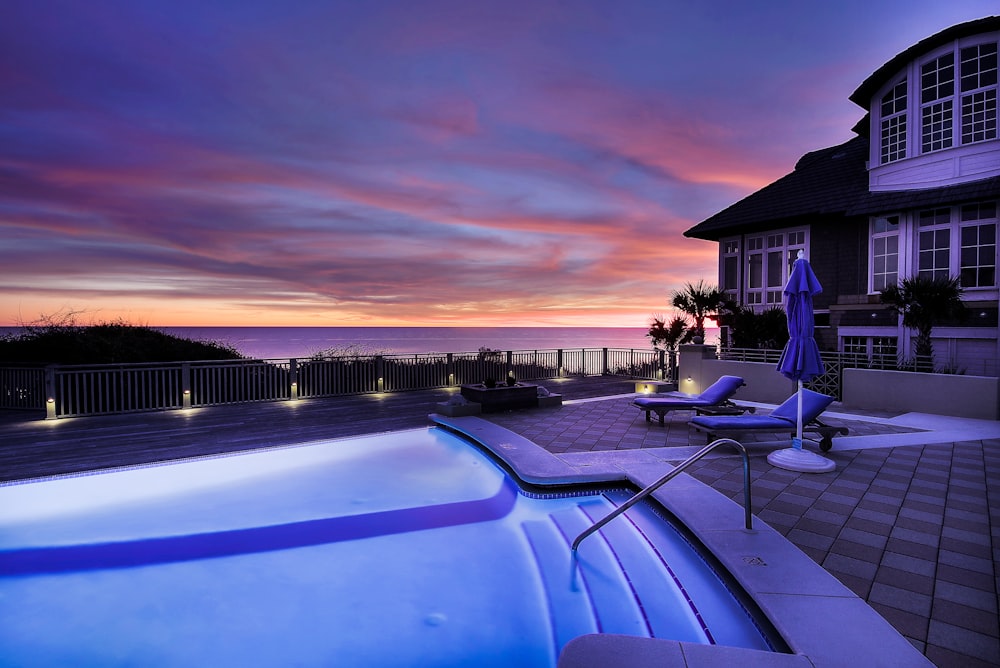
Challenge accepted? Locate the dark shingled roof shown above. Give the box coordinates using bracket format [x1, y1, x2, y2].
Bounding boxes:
[850, 16, 1000, 108]
[684, 135, 1000, 242]
[848, 176, 1000, 215]
[684, 136, 869, 241]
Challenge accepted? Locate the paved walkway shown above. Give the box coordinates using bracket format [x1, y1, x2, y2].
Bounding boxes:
[488, 394, 1000, 668]
[2, 378, 998, 666]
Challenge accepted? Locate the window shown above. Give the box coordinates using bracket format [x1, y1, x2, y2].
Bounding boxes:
[842, 336, 898, 368]
[721, 239, 740, 295]
[918, 208, 951, 280]
[920, 54, 954, 152]
[906, 202, 998, 289]
[842, 336, 867, 356]
[766, 234, 784, 304]
[742, 230, 807, 308]
[872, 337, 898, 361]
[960, 43, 998, 144]
[871, 215, 899, 291]
[746, 237, 763, 305]
[880, 80, 907, 164]
[960, 202, 997, 288]
[875, 39, 999, 161]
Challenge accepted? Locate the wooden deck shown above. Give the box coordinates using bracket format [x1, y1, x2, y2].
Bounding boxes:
[0, 376, 637, 483]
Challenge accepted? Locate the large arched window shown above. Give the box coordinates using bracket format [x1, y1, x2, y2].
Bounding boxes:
[877, 37, 998, 166]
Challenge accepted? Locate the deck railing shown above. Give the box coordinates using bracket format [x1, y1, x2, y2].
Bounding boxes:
[717, 347, 999, 399]
[1, 348, 673, 419]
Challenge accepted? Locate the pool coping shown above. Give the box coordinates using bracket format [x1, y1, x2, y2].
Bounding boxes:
[430, 413, 935, 668]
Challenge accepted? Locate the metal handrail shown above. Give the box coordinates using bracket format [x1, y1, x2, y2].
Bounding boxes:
[571, 438, 753, 557]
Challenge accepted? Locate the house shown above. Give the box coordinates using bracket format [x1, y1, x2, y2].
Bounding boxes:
[685, 16, 1000, 376]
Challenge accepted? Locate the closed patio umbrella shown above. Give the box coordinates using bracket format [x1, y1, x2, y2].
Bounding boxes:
[769, 251, 835, 473]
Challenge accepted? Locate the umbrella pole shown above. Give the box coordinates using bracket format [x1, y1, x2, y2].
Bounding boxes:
[794, 380, 803, 451]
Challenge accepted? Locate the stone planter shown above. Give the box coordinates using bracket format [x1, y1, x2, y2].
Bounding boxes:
[460, 383, 539, 413]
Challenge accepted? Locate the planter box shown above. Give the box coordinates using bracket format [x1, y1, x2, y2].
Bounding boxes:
[460, 383, 539, 413]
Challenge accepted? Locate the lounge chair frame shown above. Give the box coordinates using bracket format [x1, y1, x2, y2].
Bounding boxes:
[687, 389, 848, 452]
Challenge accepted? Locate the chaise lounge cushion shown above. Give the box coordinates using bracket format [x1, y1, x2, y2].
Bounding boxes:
[688, 389, 834, 432]
[632, 375, 745, 411]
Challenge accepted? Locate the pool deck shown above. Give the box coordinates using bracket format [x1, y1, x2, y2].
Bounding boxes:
[1, 376, 997, 667]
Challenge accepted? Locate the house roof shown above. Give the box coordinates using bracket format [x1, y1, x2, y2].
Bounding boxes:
[683, 136, 870, 241]
[848, 176, 1000, 215]
[684, 135, 1000, 241]
[849, 16, 1000, 108]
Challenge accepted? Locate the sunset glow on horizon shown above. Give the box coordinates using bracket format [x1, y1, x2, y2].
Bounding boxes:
[2, 1, 995, 328]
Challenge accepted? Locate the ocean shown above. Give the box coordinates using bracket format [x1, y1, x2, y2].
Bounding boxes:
[160, 327, 654, 359]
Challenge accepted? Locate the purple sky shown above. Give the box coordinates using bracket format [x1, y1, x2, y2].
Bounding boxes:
[1, 1, 996, 327]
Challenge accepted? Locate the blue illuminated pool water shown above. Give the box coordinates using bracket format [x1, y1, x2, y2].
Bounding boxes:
[0, 428, 772, 666]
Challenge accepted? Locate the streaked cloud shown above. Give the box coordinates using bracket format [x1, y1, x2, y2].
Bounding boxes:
[1, 0, 995, 326]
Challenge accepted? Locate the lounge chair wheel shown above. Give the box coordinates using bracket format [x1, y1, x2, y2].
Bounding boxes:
[819, 436, 833, 452]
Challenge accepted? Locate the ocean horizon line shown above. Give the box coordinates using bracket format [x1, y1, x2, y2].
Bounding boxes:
[1, 325, 717, 360]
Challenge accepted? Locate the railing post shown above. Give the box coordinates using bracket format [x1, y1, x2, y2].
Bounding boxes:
[181, 363, 191, 409]
[602, 348, 609, 375]
[376, 356, 385, 392]
[557, 349, 564, 377]
[447, 353, 455, 386]
[44, 364, 57, 419]
[289, 358, 298, 400]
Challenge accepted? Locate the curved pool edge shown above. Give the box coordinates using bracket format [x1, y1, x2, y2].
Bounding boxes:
[429, 414, 934, 668]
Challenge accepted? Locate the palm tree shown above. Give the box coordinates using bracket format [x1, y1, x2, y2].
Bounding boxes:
[646, 314, 691, 352]
[880, 275, 964, 370]
[671, 280, 727, 342]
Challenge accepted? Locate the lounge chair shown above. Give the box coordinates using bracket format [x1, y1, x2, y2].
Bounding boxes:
[633, 375, 748, 426]
[688, 388, 848, 452]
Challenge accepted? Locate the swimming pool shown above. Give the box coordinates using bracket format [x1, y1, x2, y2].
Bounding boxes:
[0, 427, 775, 666]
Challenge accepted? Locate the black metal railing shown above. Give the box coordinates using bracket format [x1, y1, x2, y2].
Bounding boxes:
[1, 347, 675, 418]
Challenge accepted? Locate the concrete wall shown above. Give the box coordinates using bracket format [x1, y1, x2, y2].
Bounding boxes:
[677, 345, 796, 405]
[842, 368, 1000, 420]
[678, 344, 1000, 420]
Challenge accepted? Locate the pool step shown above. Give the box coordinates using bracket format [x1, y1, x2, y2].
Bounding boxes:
[523, 494, 715, 660]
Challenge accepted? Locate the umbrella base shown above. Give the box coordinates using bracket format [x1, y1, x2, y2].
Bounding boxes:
[767, 447, 835, 473]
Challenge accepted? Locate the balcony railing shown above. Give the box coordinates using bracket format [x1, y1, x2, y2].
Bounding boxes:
[1, 348, 674, 419]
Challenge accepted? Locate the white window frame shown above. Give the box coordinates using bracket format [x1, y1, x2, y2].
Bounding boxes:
[870, 214, 901, 293]
[743, 228, 808, 309]
[871, 35, 999, 170]
[959, 202, 998, 289]
[920, 52, 955, 154]
[879, 78, 908, 164]
[959, 41, 998, 145]
[720, 237, 741, 300]
[909, 202, 999, 291]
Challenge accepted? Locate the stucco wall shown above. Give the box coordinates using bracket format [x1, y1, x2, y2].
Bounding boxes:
[678, 346, 796, 404]
[678, 345, 1000, 420]
[842, 368, 1000, 420]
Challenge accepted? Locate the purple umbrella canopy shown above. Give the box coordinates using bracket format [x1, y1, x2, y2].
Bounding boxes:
[777, 254, 824, 382]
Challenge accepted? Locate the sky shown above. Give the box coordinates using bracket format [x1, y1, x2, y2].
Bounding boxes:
[1, 1, 997, 328]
